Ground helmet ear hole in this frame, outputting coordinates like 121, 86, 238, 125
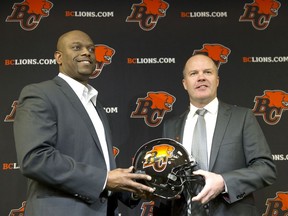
133, 138, 205, 199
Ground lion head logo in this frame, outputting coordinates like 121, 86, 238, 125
263, 191, 288, 215
131, 91, 176, 127
146, 92, 175, 111
252, 0, 281, 16
239, 0, 281, 30
22, 0, 53, 16
126, 0, 169, 31
143, 144, 175, 172
253, 90, 288, 125
6, 0, 53, 31
193, 44, 231, 68
262, 90, 288, 109
139, 0, 169, 17
90, 44, 115, 79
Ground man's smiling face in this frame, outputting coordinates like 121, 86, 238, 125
54, 30, 96, 85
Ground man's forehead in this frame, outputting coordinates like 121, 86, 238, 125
186, 55, 217, 69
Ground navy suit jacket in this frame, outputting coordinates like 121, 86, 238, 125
153, 101, 276, 216
14, 76, 137, 216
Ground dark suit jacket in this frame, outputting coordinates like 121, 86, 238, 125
14, 76, 137, 216
153, 101, 276, 216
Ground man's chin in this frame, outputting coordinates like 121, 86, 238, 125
78, 69, 94, 76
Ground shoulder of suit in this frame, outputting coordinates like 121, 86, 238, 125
164, 110, 188, 124
219, 101, 252, 113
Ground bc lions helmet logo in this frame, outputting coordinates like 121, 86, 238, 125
6, 0, 53, 31
126, 0, 169, 31
131, 91, 176, 127
143, 144, 175, 172
239, 0, 281, 30
263, 191, 288, 215
253, 90, 288, 125
193, 44, 231, 68
90, 44, 115, 79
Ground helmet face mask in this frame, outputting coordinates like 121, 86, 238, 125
133, 138, 205, 199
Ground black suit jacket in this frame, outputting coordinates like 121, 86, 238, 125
153, 101, 276, 216
14, 76, 138, 216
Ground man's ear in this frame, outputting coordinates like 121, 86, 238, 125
54, 51, 62, 65
182, 78, 187, 90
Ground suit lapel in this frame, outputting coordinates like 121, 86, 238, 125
175, 111, 189, 143
53, 77, 105, 157
95, 103, 116, 169
209, 102, 232, 170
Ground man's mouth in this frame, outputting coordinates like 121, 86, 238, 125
196, 85, 208, 89
77, 59, 92, 64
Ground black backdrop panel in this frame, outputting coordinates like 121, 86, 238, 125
1, 1, 287, 215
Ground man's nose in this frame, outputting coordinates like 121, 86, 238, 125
197, 72, 206, 79
82, 47, 91, 56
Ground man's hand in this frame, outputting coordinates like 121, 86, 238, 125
106, 166, 155, 195
191, 170, 225, 204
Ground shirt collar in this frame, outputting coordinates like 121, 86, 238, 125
189, 97, 219, 116
58, 73, 98, 106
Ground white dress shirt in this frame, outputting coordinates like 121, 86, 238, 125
58, 73, 110, 171
182, 98, 219, 166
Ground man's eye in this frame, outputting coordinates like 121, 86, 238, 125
72, 46, 80, 50
190, 72, 197, 76
88, 47, 95, 53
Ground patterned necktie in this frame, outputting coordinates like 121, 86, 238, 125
192, 109, 208, 171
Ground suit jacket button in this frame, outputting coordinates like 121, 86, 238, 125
100, 197, 107, 203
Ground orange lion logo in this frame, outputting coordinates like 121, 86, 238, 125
143, 144, 175, 172
22, 0, 53, 16
262, 90, 288, 109
263, 191, 288, 215
146, 91, 175, 111
193, 44, 231, 68
131, 91, 176, 127
252, 0, 281, 16
253, 90, 288, 125
90, 44, 115, 79
139, 0, 169, 16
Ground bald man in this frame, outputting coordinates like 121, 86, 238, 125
14, 30, 154, 216
153, 54, 276, 216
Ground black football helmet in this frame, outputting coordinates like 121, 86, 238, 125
133, 138, 205, 199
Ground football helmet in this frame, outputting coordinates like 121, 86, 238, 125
133, 138, 205, 199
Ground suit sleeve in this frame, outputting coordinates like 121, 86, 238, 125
13, 84, 107, 204
221, 109, 277, 203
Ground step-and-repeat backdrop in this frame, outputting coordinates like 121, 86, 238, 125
1, 0, 287, 215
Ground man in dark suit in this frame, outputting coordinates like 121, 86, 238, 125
153, 54, 277, 215
13, 30, 154, 216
